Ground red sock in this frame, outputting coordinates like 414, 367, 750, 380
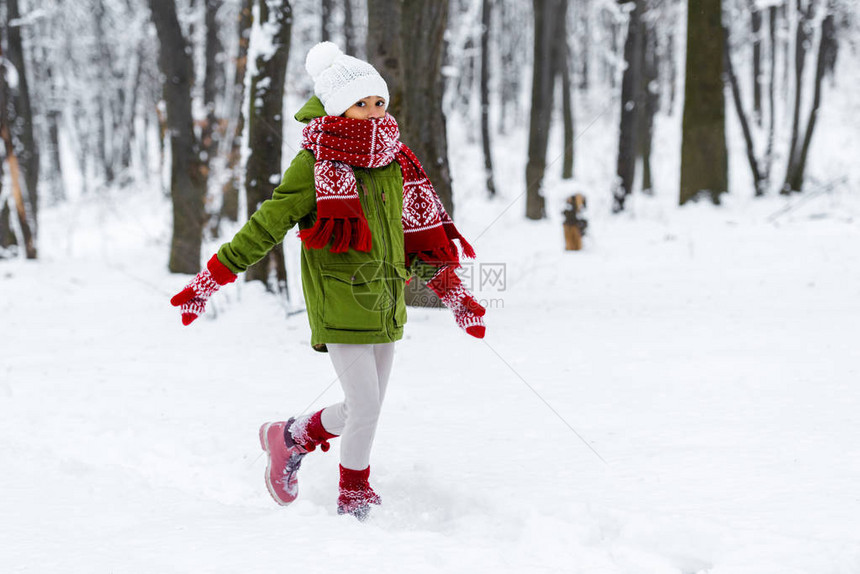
298, 410, 338, 452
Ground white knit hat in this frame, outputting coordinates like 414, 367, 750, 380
305, 42, 390, 117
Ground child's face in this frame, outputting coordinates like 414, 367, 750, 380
343, 96, 387, 120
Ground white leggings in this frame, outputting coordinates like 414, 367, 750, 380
320, 342, 395, 471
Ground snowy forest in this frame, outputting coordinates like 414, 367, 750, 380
2, 0, 857, 269
3, 0, 860, 572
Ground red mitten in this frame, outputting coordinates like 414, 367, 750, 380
170, 254, 237, 325
426, 265, 486, 339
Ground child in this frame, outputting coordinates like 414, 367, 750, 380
171, 42, 486, 521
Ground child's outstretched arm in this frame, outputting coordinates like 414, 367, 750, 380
170, 151, 316, 325
216, 151, 316, 274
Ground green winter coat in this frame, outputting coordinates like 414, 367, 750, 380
217, 96, 437, 352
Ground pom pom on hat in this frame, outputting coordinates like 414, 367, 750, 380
304, 42, 390, 117
305, 41, 343, 79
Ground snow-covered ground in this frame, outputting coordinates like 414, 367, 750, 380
3, 66, 860, 574
3, 164, 859, 573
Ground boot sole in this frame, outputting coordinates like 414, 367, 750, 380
259, 422, 293, 507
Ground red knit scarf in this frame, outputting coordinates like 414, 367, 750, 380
300, 114, 475, 267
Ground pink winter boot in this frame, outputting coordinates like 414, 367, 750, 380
258, 410, 337, 506
337, 465, 382, 521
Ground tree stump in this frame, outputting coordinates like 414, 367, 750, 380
562, 193, 588, 251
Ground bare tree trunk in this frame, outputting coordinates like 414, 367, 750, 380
73, 101, 92, 196
577, 0, 591, 91
751, 0, 763, 126
480, 0, 497, 195
666, 28, 677, 114
456, 35, 476, 131
0, 148, 12, 252
639, 22, 658, 195
0, 38, 36, 259
369, 1, 452, 308
784, 8, 834, 193
724, 25, 765, 195
221, 0, 253, 223
343, 0, 356, 55
782, 0, 813, 194
31, 36, 64, 203
367, 0, 403, 119
272, 242, 288, 300
780, 1, 789, 96
0, 128, 36, 258
613, 0, 643, 212
116, 47, 142, 179
526, 0, 567, 220
822, 6, 838, 79
45, 111, 63, 201
497, 0, 522, 134
399, 0, 454, 215
765, 4, 777, 182
245, 0, 292, 291
0, 170, 11, 252
94, 0, 115, 184
560, 40, 574, 180
4, 0, 38, 234
608, 12, 620, 90
149, 0, 208, 274
203, 0, 225, 177
679, 0, 727, 205
322, 0, 334, 42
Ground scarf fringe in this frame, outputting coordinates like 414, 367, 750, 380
412, 241, 462, 268
353, 217, 372, 251
331, 220, 349, 253
457, 236, 476, 259
298, 217, 372, 253
298, 218, 335, 249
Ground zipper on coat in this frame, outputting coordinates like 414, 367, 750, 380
366, 171, 397, 335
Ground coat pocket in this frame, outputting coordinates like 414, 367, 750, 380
320, 265, 388, 331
